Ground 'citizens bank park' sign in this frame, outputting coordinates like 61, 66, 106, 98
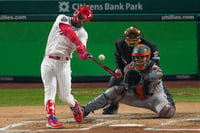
0, 0, 199, 14
58, 2, 143, 13
0, 0, 199, 21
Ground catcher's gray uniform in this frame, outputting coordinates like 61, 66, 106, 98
82, 60, 176, 118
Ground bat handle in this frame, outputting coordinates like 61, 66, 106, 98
87, 53, 93, 58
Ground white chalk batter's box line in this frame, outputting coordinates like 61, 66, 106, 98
0, 118, 113, 132
0, 117, 200, 132
145, 115, 200, 131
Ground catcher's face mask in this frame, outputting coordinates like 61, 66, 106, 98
123, 26, 142, 47
133, 56, 148, 70
132, 44, 151, 70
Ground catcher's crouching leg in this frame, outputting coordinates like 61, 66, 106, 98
103, 76, 122, 115
82, 86, 126, 117
158, 104, 176, 118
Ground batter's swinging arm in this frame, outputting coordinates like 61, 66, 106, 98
89, 57, 121, 79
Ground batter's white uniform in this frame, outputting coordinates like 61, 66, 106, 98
41, 14, 88, 107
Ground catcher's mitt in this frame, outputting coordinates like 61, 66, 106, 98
123, 69, 142, 90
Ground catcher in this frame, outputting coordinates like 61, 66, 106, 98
81, 44, 176, 118
103, 25, 175, 114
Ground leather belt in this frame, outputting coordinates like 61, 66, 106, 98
47, 55, 69, 60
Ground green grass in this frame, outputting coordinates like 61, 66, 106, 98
0, 88, 199, 107
0, 88, 44, 106
170, 88, 200, 102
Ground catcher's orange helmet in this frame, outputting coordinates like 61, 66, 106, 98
132, 44, 151, 70
73, 6, 93, 23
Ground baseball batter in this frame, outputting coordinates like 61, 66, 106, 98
41, 6, 93, 128
81, 44, 176, 118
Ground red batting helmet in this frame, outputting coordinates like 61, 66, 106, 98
73, 6, 93, 23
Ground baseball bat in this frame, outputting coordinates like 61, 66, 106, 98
89, 57, 121, 79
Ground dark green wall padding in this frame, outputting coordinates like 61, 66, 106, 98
0, 21, 197, 76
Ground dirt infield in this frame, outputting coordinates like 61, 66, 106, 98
0, 103, 200, 133
0, 81, 200, 133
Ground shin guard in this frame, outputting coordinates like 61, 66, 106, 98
83, 86, 126, 114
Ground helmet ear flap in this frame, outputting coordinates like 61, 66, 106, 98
72, 10, 80, 23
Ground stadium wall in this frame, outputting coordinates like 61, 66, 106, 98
0, 0, 199, 82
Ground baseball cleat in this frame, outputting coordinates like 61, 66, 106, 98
70, 100, 83, 123
46, 115, 63, 128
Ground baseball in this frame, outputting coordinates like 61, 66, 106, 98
98, 54, 105, 61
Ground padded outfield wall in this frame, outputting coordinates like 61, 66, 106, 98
0, 0, 199, 82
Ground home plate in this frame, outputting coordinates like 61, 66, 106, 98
109, 124, 144, 127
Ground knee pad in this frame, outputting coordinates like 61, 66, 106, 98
158, 104, 176, 118
104, 86, 126, 103
83, 86, 126, 114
